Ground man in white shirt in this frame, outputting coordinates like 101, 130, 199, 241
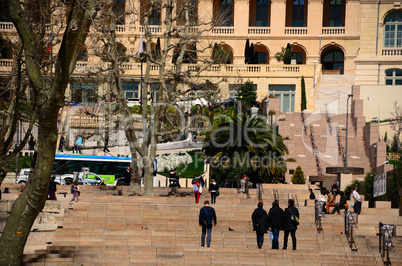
350, 188, 362, 214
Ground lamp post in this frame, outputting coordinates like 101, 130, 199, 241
318, 34, 322, 64
313, 60, 317, 89
344, 94, 353, 167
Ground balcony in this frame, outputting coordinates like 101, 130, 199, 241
0, 22, 14, 31
382, 48, 402, 56
1, 59, 315, 78
212, 27, 234, 35
116, 25, 126, 33
140, 25, 162, 34
285, 27, 307, 35
248, 27, 270, 35
322, 27, 345, 35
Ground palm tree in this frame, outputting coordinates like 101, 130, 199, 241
203, 114, 288, 183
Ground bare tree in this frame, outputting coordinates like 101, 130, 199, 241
87, 0, 227, 195
0, 0, 95, 263
390, 101, 402, 154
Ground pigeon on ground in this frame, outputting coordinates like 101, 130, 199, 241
229, 227, 235, 231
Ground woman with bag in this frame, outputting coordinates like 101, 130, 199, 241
70, 182, 80, 203
209, 179, 219, 204
282, 199, 299, 250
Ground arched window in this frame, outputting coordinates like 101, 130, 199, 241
77, 47, 88, 61
286, 0, 307, 27
291, 45, 306, 64
211, 43, 233, 64
321, 47, 344, 74
385, 69, 402, 85
384, 11, 402, 48
254, 44, 269, 64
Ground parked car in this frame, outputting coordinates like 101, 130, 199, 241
126, 98, 141, 107
16, 169, 65, 185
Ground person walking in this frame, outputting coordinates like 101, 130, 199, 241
49, 176, 57, 200
282, 199, 299, 250
267, 200, 285, 249
193, 179, 201, 204
124, 167, 131, 186
199, 200, 217, 247
350, 187, 362, 215
252, 202, 269, 249
75, 135, 83, 154
209, 179, 219, 204
28, 134, 36, 150
70, 182, 80, 202
58, 133, 64, 152
103, 135, 110, 153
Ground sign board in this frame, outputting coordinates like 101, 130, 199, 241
374, 172, 387, 198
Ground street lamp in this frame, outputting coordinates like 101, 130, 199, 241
344, 94, 353, 167
313, 60, 317, 89
318, 34, 322, 64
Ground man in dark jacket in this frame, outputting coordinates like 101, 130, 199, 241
199, 200, 217, 247
124, 167, 131, 186
267, 200, 285, 249
283, 199, 300, 250
252, 202, 269, 249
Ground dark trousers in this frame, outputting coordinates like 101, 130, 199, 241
211, 192, 217, 204
354, 201, 361, 215
283, 230, 296, 250
201, 225, 212, 246
271, 227, 279, 249
256, 233, 264, 246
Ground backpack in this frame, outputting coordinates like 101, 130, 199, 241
199, 183, 203, 193
289, 208, 299, 226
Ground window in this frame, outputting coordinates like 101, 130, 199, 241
70, 82, 98, 104
177, 0, 198, 25
0, 41, 12, 59
321, 48, 344, 74
384, 11, 402, 48
292, 0, 306, 27
219, 0, 234, 26
257, 52, 267, 64
0, 1, 11, 22
269, 85, 295, 112
77, 47, 87, 61
293, 52, 303, 64
229, 84, 240, 99
256, 0, 269, 26
113, 0, 125, 25
385, 69, 402, 85
141, 1, 161, 25
329, 0, 343, 26
122, 82, 139, 99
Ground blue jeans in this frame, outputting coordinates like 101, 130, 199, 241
256, 233, 264, 245
271, 227, 279, 249
201, 226, 212, 246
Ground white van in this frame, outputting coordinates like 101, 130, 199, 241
16, 168, 65, 185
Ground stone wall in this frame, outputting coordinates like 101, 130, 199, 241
0, 200, 60, 232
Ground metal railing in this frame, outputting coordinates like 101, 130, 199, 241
379, 222, 394, 266
315, 200, 324, 233
256, 183, 263, 201
344, 211, 358, 251
290, 194, 299, 209
273, 189, 279, 201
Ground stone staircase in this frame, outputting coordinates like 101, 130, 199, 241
278, 112, 370, 180
21, 185, 401, 265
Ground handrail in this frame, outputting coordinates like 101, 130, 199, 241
344, 210, 358, 251
257, 183, 263, 201
273, 189, 279, 201
379, 222, 394, 266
